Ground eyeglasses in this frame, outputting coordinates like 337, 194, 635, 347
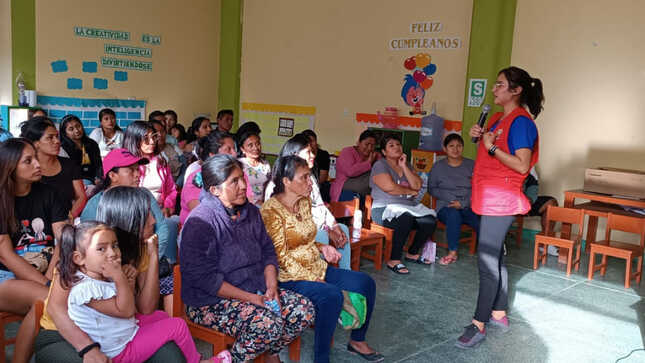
493, 81, 507, 89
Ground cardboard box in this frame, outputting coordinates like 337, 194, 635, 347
583, 167, 645, 199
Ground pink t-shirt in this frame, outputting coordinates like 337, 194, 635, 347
180, 168, 202, 225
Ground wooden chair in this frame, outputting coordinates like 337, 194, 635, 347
0, 300, 43, 363
533, 206, 584, 276
365, 195, 419, 262
588, 213, 645, 288
173, 266, 302, 362
430, 199, 477, 255
328, 198, 384, 270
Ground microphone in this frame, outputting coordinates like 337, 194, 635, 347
471, 104, 491, 143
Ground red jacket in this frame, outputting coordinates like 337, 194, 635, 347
471, 107, 539, 216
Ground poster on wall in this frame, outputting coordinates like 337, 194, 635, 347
36, 95, 146, 134
240, 103, 315, 155
467, 78, 487, 107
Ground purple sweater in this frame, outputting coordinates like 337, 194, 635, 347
179, 192, 279, 307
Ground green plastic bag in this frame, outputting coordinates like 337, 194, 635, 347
338, 291, 367, 330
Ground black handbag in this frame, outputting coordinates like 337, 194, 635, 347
158, 257, 172, 278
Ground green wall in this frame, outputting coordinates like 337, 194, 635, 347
217, 0, 243, 130
11, 0, 36, 105
461, 0, 517, 159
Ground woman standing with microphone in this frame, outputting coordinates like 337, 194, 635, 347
456, 66, 544, 348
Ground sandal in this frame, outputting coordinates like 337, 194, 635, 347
404, 256, 433, 265
387, 263, 409, 274
438, 255, 458, 265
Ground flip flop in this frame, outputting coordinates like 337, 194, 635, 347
438, 255, 458, 265
387, 263, 409, 274
404, 256, 433, 265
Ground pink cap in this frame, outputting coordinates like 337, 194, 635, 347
102, 148, 149, 178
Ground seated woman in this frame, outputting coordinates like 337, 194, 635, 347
185, 116, 213, 161
238, 130, 271, 206
331, 130, 378, 202
428, 134, 479, 265
35, 186, 186, 362
262, 155, 383, 363
180, 154, 315, 363
150, 119, 184, 183
21, 117, 87, 218
170, 124, 189, 151
265, 134, 351, 270
370, 134, 437, 274
183, 130, 235, 186
59, 115, 103, 187
180, 132, 238, 225
88, 108, 124, 158
0, 138, 67, 363
123, 121, 179, 263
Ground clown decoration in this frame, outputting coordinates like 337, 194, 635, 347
401, 53, 437, 115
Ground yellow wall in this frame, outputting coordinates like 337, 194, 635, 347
0, 0, 12, 106
241, 0, 473, 153
513, 0, 645, 237
35, 0, 220, 124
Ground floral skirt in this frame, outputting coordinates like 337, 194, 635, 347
186, 288, 315, 363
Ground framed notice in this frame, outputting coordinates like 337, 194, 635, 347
278, 118, 295, 137
467, 78, 487, 107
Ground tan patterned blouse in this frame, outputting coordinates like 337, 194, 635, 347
261, 196, 327, 282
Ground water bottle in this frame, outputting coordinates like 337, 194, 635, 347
352, 209, 362, 241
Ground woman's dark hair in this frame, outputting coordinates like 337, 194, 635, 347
28, 107, 47, 119
379, 133, 402, 154
443, 133, 464, 148
236, 121, 261, 139
187, 116, 210, 142
164, 110, 178, 120
359, 129, 377, 142
498, 66, 545, 118
59, 115, 90, 150
148, 110, 164, 122
98, 108, 121, 131
201, 154, 243, 190
170, 124, 186, 142
216, 109, 233, 120
19, 116, 56, 141
0, 138, 35, 236
96, 186, 151, 267
122, 121, 160, 157
277, 133, 310, 159
270, 155, 309, 197
197, 131, 234, 162
300, 129, 317, 141
148, 119, 165, 133
58, 222, 113, 289
272, 133, 311, 183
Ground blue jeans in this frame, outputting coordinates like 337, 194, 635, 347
437, 207, 480, 252
164, 215, 180, 264
315, 224, 351, 270
279, 266, 376, 363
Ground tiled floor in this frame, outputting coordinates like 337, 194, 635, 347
7, 232, 645, 362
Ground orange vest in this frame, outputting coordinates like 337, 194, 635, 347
471, 107, 539, 216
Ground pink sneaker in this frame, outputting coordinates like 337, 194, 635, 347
213, 350, 232, 363
489, 315, 510, 332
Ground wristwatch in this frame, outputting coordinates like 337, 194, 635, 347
488, 145, 498, 156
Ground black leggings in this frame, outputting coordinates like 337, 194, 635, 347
474, 215, 514, 322
381, 212, 436, 261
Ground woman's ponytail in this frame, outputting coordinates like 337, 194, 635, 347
527, 77, 544, 118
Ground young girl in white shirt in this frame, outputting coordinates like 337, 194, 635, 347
58, 221, 231, 363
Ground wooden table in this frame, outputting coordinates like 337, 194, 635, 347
349, 228, 384, 271
560, 189, 645, 263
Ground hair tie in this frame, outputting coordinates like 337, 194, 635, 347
193, 172, 203, 188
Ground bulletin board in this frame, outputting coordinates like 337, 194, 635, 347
240, 103, 315, 155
